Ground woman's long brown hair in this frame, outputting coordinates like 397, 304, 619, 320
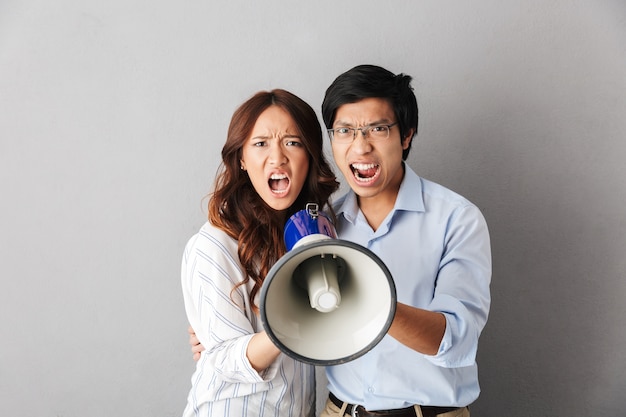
208, 89, 339, 313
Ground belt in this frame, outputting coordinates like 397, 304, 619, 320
329, 392, 460, 417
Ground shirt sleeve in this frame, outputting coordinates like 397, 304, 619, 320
426, 204, 492, 368
181, 229, 281, 385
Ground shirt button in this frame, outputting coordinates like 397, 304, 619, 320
368, 386, 375, 393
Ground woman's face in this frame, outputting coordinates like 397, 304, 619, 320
240, 105, 310, 212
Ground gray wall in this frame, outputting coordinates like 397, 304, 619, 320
1, 1, 624, 416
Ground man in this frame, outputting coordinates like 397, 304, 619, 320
190, 65, 491, 417
316, 64, 491, 417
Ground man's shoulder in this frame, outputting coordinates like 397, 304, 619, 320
419, 176, 476, 209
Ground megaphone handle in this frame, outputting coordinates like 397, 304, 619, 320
299, 255, 341, 313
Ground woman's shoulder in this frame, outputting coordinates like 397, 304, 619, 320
181, 222, 245, 289
186, 221, 239, 255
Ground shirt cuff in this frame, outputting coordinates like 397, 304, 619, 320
436, 313, 453, 356
241, 334, 281, 382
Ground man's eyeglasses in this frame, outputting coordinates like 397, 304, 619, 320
327, 123, 398, 143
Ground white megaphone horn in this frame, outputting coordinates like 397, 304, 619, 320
260, 203, 397, 365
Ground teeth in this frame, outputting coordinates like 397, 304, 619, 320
354, 172, 375, 182
269, 173, 289, 194
350, 163, 378, 182
351, 163, 377, 170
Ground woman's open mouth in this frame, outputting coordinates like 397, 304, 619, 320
269, 173, 290, 194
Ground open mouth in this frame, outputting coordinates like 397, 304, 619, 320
269, 173, 290, 194
351, 163, 379, 183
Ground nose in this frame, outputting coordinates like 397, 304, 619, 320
350, 131, 372, 154
269, 142, 287, 166
354, 127, 368, 140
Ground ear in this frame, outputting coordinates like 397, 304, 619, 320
401, 128, 415, 150
240, 160, 246, 171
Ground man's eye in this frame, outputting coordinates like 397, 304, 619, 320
371, 125, 387, 133
336, 128, 351, 134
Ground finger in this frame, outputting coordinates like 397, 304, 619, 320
189, 333, 200, 346
191, 343, 205, 354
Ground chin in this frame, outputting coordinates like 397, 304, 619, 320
267, 196, 295, 212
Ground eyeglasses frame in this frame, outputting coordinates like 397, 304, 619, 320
327, 122, 399, 143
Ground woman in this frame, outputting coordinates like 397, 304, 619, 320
181, 89, 338, 417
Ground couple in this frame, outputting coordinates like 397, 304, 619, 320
180, 64, 492, 417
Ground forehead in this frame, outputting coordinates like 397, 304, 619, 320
334, 97, 395, 124
250, 105, 298, 136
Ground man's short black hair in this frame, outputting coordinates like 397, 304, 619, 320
322, 64, 418, 160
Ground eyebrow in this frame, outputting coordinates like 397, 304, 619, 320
333, 118, 394, 127
250, 133, 301, 141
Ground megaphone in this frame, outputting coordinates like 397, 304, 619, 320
260, 203, 396, 365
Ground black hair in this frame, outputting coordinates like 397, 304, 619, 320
321, 64, 418, 160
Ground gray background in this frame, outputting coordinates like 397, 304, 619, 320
1, 1, 625, 416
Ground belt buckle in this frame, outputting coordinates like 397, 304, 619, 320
351, 405, 360, 417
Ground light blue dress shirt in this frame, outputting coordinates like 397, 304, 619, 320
327, 165, 491, 409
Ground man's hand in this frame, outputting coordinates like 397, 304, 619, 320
188, 326, 205, 361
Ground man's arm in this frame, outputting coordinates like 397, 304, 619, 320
388, 304, 446, 355
188, 325, 204, 361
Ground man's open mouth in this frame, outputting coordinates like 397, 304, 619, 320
351, 163, 379, 182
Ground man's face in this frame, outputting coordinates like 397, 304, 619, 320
331, 97, 412, 206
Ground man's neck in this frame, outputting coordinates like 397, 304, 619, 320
357, 164, 405, 231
